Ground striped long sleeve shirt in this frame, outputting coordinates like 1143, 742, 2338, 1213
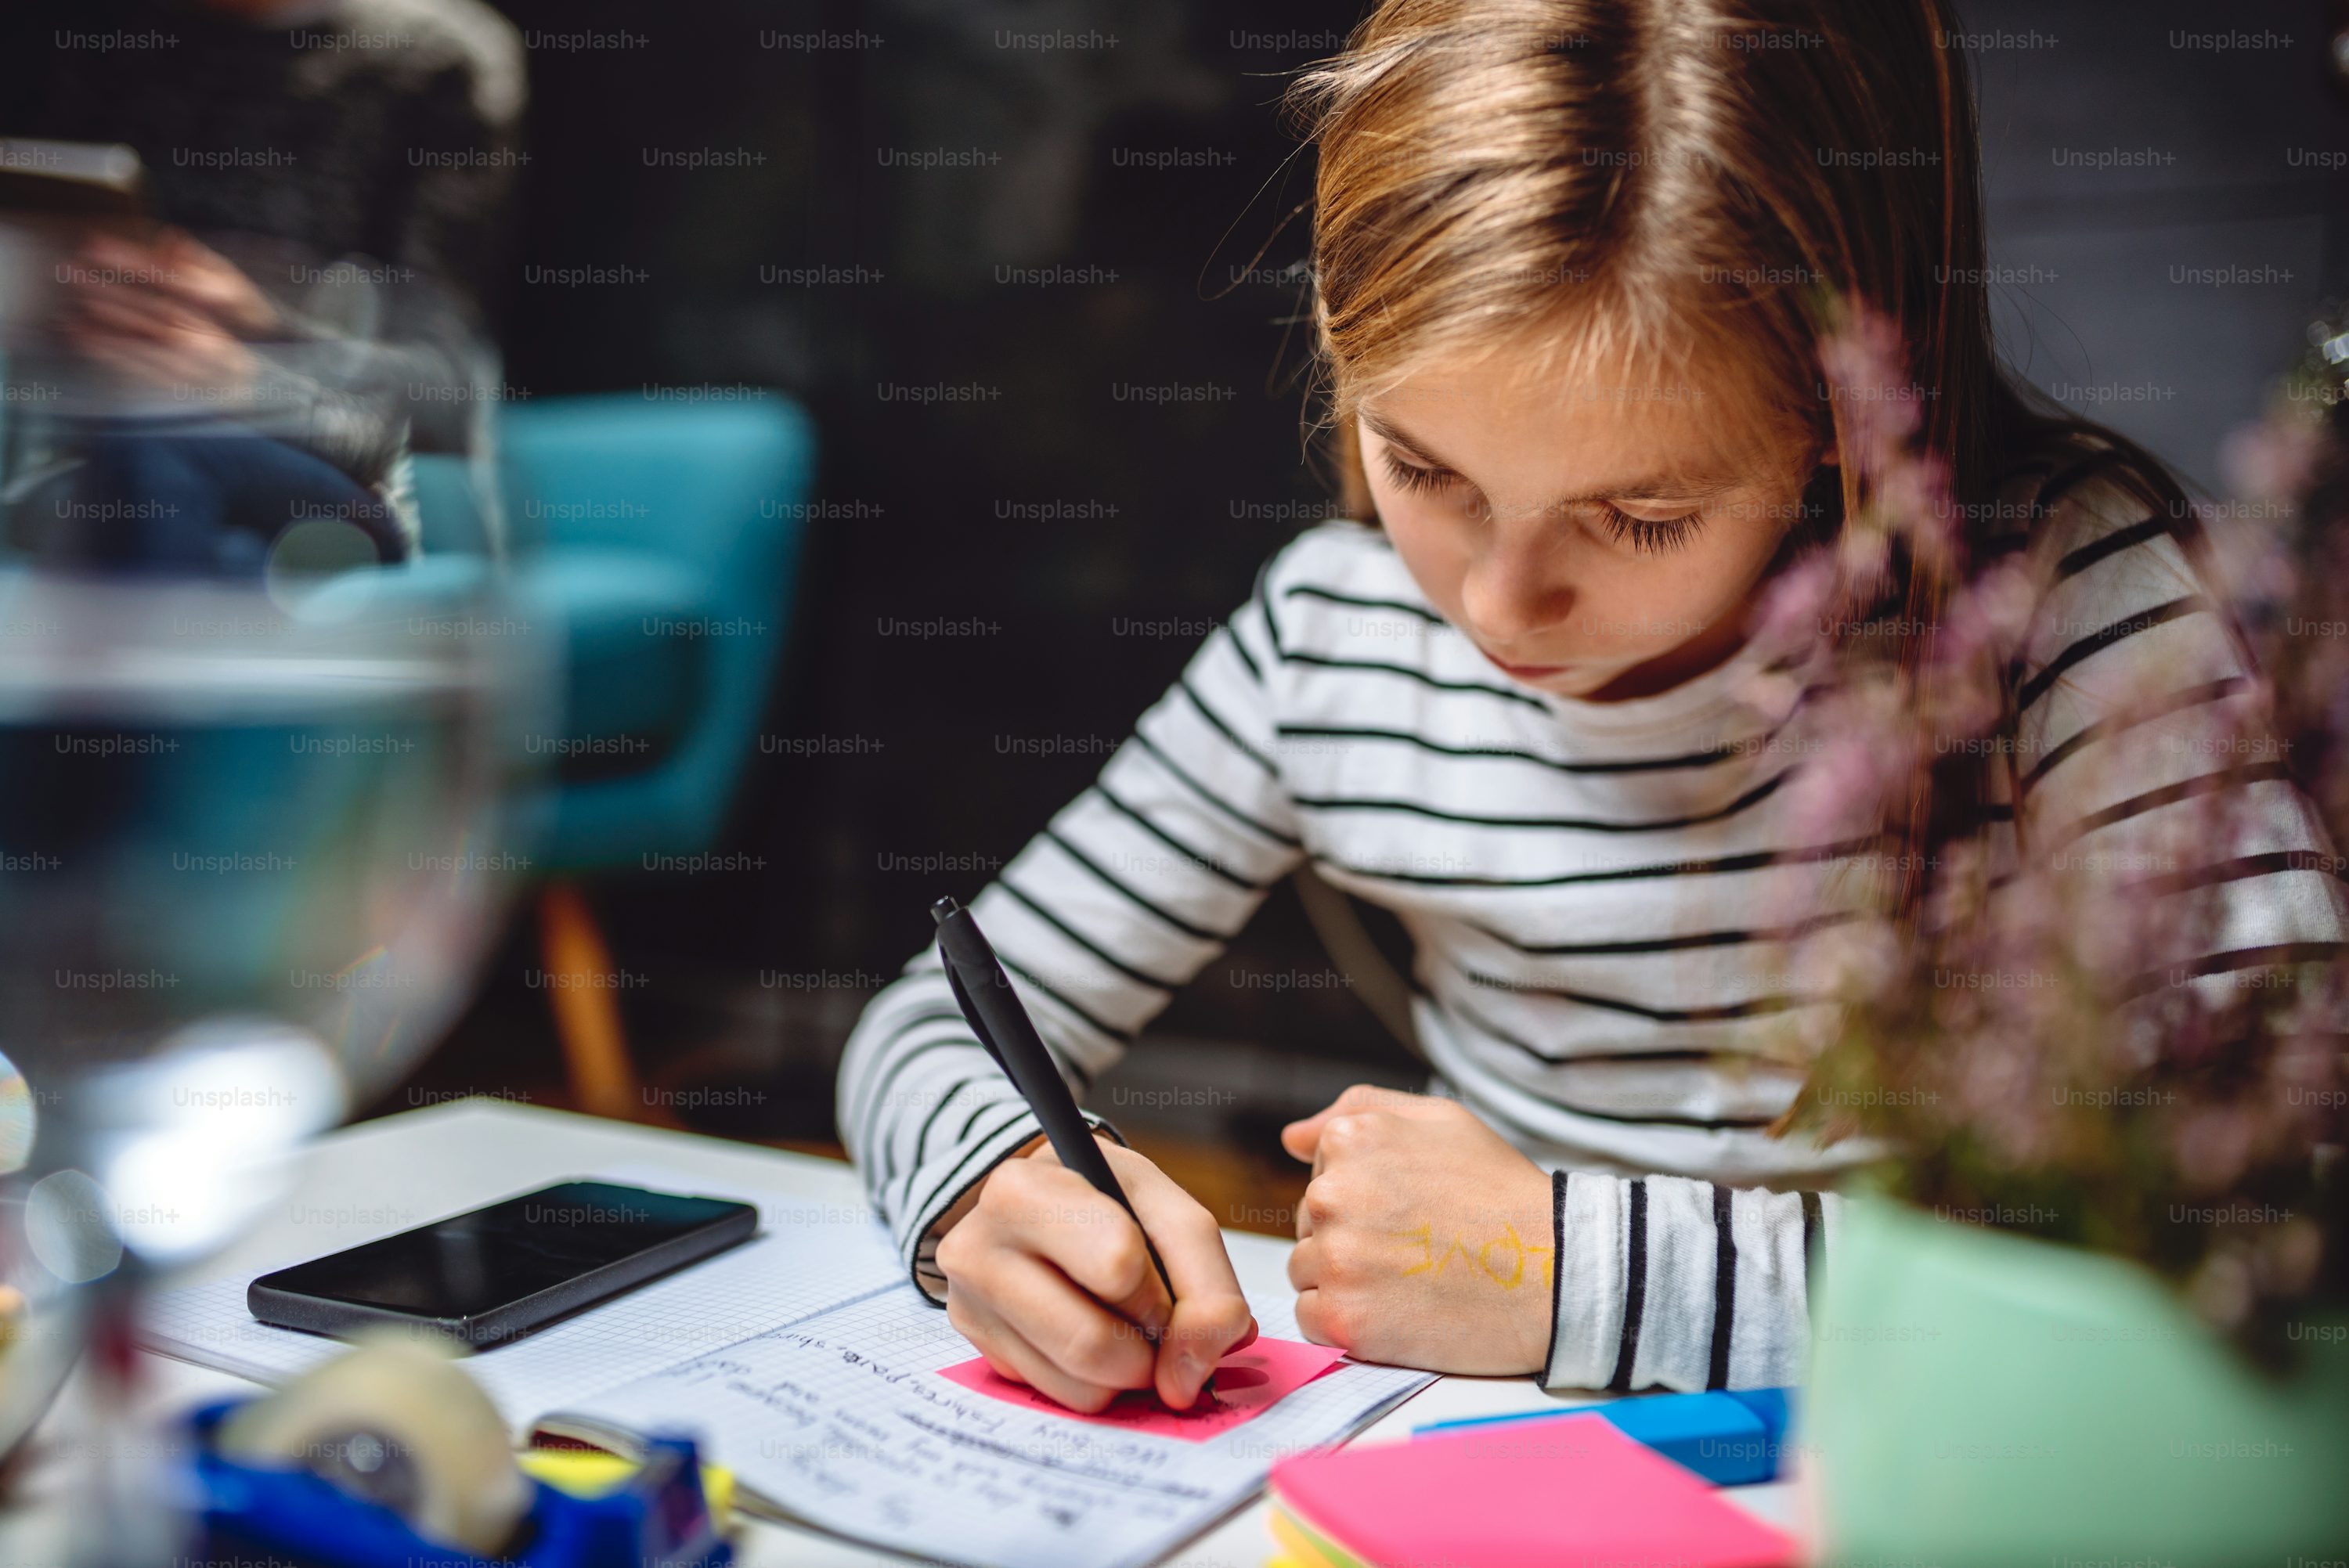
836, 448, 2347, 1392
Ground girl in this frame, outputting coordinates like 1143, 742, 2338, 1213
837, 0, 2344, 1411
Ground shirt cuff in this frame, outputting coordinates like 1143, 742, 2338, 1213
906, 1110, 1127, 1304
1543, 1170, 1631, 1391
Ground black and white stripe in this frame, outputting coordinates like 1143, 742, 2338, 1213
836, 451, 2347, 1388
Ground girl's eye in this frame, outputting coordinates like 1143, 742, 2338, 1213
1598, 503, 1703, 555
1377, 448, 1703, 553
1379, 450, 1463, 496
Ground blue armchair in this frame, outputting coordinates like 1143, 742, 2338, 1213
411, 391, 815, 1114
496, 392, 814, 870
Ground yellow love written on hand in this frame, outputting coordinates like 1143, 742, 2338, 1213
1396, 1223, 1554, 1291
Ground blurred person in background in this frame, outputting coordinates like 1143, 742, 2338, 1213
0, 0, 524, 571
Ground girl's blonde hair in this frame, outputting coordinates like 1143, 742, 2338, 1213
1293, 0, 2021, 510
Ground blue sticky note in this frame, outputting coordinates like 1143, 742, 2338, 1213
1415, 1387, 1797, 1486
1589, 1393, 1770, 1485
1727, 1386, 1794, 1443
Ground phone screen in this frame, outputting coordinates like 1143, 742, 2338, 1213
256, 1181, 752, 1319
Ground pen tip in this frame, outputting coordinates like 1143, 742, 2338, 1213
930, 896, 960, 925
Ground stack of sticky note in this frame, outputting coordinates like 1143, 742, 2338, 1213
1265, 1414, 1795, 1568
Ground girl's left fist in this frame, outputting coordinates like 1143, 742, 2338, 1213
1280, 1086, 1553, 1375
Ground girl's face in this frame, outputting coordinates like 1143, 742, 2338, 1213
1361, 341, 1826, 701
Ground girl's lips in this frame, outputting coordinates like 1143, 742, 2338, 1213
1488, 655, 1570, 679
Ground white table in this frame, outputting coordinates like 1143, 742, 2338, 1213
10, 1099, 1799, 1566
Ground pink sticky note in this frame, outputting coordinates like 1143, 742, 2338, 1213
936, 1336, 1347, 1440
1270, 1414, 1795, 1568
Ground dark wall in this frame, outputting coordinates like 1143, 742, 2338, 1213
1961, 0, 2349, 488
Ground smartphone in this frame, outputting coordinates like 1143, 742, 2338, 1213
247, 1181, 758, 1347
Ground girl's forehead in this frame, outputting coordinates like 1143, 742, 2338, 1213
1372, 315, 1780, 413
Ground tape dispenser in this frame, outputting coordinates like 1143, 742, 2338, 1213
182, 1332, 731, 1568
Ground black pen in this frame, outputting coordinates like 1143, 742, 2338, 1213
931, 895, 1214, 1400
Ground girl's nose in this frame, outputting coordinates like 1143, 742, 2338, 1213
1457, 532, 1575, 647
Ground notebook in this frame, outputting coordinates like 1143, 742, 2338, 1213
140, 1166, 1435, 1568
1268, 1414, 1797, 1568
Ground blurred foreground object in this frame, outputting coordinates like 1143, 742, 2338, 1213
191, 1334, 731, 1568
218, 1331, 530, 1557
0, 561, 548, 1552
1783, 302, 2349, 1561
1810, 1200, 2349, 1564
0, 0, 523, 478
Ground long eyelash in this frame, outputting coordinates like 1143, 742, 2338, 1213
1380, 451, 1703, 553
1379, 450, 1458, 495
1599, 503, 1703, 554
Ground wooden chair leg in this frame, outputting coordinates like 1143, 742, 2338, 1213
538, 882, 640, 1120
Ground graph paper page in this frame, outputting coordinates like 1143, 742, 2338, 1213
543, 1282, 1434, 1568
136, 1166, 902, 1433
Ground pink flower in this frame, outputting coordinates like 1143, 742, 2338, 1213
1792, 917, 1905, 1004
1780, 289, 2349, 1357
1746, 550, 1836, 656
2221, 413, 2324, 502
1937, 561, 2037, 670
2172, 1105, 2257, 1194
1871, 450, 1956, 561
1817, 308, 1925, 459
1779, 687, 1911, 843
1836, 524, 1892, 592
2199, 504, 2297, 614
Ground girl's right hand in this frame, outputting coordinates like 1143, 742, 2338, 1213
936, 1137, 1257, 1413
